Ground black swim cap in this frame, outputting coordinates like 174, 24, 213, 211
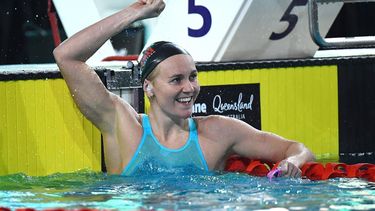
139, 41, 190, 84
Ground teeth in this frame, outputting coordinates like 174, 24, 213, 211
177, 97, 192, 103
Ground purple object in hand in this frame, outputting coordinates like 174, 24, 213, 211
267, 169, 282, 181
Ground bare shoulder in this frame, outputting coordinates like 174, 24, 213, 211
194, 115, 251, 129
193, 115, 252, 141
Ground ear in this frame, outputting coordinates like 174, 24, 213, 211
143, 80, 154, 97
146, 84, 153, 91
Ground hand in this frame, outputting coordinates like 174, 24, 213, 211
130, 0, 166, 20
277, 160, 302, 178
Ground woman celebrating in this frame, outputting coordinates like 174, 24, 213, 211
53, 0, 314, 177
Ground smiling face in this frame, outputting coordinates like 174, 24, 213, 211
144, 54, 200, 119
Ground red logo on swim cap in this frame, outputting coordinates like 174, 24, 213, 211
140, 47, 156, 67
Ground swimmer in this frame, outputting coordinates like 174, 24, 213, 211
53, 0, 315, 177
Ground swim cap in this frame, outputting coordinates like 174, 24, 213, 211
139, 41, 190, 84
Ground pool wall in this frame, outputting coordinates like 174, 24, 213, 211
1, 56, 374, 176
0, 66, 102, 176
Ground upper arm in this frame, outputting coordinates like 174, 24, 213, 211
54, 48, 133, 133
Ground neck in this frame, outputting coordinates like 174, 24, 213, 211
147, 108, 190, 144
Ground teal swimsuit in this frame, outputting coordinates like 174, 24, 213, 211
121, 115, 209, 176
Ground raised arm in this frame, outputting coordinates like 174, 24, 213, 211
53, 0, 165, 132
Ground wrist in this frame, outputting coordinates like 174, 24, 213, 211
116, 7, 141, 30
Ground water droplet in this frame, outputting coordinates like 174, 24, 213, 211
35, 14, 39, 18
14, 7, 17, 11
6, 11, 9, 15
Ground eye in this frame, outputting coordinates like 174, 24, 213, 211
189, 72, 198, 81
170, 76, 182, 84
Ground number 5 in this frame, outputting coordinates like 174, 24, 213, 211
269, 0, 308, 40
188, 0, 212, 37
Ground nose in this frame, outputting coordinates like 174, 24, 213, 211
182, 80, 194, 92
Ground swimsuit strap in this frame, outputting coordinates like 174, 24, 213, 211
188, 118, 198, 142
142, 114, 152, 133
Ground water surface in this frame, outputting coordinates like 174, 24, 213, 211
0, 170, 374, 210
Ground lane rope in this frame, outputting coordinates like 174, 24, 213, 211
225, 155, 375, 182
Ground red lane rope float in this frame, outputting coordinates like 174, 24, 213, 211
224, 156, 375, 182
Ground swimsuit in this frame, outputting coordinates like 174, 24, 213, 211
121, 115, 209, 176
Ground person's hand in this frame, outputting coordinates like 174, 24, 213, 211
277, 160, 302, 178
130, 0, 165, 20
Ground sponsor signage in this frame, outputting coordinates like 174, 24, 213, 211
193, 84, 261, 129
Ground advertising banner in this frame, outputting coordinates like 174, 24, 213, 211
193, 84, 261, 129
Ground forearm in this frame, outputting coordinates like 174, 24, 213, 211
54, 6, 140, 63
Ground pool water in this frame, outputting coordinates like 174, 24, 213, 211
0, 170, 374, 210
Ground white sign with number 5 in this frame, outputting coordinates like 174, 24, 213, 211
144, 0, 342, 62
